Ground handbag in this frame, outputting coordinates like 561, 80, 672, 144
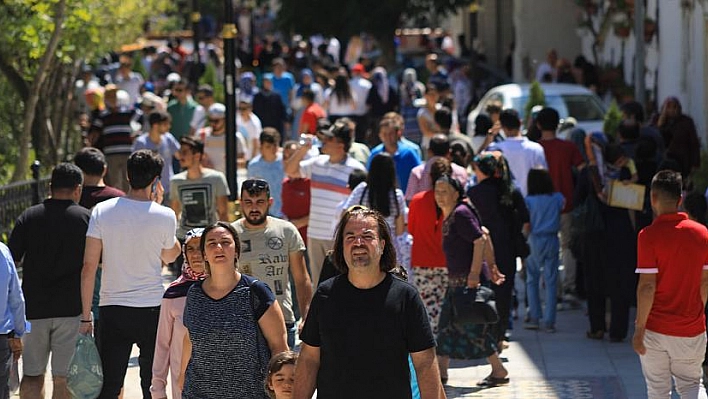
451, 285, 499, 325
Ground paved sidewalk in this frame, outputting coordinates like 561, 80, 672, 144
444, 307, 648, 399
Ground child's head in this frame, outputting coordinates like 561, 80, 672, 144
260, 128, 281, 161
265, 351, 298, 399
527, 168, 555, 196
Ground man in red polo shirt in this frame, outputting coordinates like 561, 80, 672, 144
298, 88, 326, 135
633, 170, 708, 398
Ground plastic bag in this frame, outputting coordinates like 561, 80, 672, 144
67, 334, 103, 399
7, 356, 18, 394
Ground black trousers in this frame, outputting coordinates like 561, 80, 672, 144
98, 305, 160, 399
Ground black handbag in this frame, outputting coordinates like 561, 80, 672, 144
451, 285, 499, 325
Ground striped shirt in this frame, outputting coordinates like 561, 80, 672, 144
90, 108, 140, 155
300, 155, 365, 240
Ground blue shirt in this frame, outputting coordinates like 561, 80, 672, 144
271, 72, 295, 110
0, 243, 29, 337
368, 142, 422, 191
247, 153, 284, 217
525, 192, 564, 235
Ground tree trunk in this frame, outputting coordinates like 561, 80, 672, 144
11, 0, 67, 182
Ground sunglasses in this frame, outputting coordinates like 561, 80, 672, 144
208, 118, 223, 123
242, 179, 270, 196
238, 106, 249, 111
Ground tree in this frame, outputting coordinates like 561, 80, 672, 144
0, 0, 172, 181
524, 80, 546, 126
277, 0, 473, 66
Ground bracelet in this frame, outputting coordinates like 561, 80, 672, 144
80, 320, 92, 323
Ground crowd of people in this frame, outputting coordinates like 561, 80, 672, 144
1, 28, 707, 398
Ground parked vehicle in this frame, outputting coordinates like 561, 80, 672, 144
466, 83, 607, 137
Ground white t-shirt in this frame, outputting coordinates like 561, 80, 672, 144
489, 136, 548, 197
349, 77, 372, 116
237, 113, 263, 158
87, 197, 177, 307
324, 88, 356, 116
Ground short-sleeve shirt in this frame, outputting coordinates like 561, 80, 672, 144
231, 217, 305, 324
539, 138, 584, 213
442, 202, 484, 279
408, 191, 445, 268
489, 137, 548, 197
131, 133, 180, 194
167, 99, 198, 140
525, 192, 564, 235
170, 168, 230, 240
636, 212, 708, 337
87, 197, 177, 307
183, 275, 273, 399
299, 155, 366, 240
300, 273, 435, 399
300, 103, 327, 134
368, 142, 422, 191
271, 72, 296, 109
247, 154, 284, 217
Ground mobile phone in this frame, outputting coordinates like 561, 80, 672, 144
151, 178, 160, 196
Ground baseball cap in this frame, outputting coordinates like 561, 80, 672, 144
208, 103, 226, 119
321, 121, 352, 146
351, 63, 367, 77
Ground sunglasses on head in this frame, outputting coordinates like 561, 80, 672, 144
242, 179, 270, 195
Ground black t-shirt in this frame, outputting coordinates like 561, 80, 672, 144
8, 199, 90, 319
300, 273, 435, 399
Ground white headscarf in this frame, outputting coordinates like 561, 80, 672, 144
372, 67, 389, 104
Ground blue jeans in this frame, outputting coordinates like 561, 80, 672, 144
526, 233, 560, 327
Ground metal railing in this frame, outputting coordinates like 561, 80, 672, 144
0, 161, 50, 242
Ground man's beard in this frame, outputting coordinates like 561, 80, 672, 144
246, 210, 268, 226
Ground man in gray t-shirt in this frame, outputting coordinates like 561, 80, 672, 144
170, 137, 230, 240
231, 178, 312, 349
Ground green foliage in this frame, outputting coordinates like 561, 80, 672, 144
524, 81, 546, 125
200, 63, 225, 104
603, 100, 623, 139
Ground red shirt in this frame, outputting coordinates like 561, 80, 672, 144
539, 138, 583, 213
281, 177, 311, 243
408, 190, 445, 268
637, 212, 708, 337
299, 103, 327, 134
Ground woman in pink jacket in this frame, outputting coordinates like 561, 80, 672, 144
150, 228, 207, 399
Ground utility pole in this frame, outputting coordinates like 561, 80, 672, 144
223, 0, 238, 201
634, 0, 646, 107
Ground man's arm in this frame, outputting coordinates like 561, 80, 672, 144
701, 270, 708, 306
80, 237, 102, 334
216, 195, 229, 222
632, 273, 656, 355
290, 251, 313, 326
160, 239, 181, 264
284, 143, 310, 178
293, 343, 320, 399
411, 347, 445, 399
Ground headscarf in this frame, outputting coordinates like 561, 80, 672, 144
372, 66, 389, 103
239, 72, 258, 98
473, 151, 515, 206
163, 228, 207, 299
296, 69, 313, 97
